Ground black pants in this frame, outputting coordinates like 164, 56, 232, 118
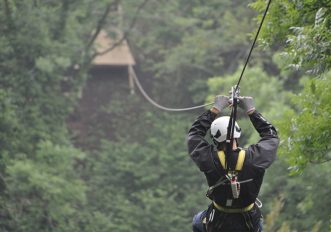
193, 204, 263, 232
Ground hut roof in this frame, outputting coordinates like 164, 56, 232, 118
93, 30, 135, 66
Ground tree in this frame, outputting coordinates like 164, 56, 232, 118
0, 0, 130, 230
277, 73, 331, 170
251, 0, 330, 74
245, 2, 331, 230
4, 142, 86, 232
251, 0, 331, 168
85, 98, 210, 231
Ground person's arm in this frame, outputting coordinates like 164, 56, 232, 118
239, 97, 279, 169
187, 96, 228, 172
187, 109, 217, 172
246, 110, 279, 169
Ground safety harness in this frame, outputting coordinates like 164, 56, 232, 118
207, 149, 253, 208
218, 150, 249, 200
205, 150, 259, 231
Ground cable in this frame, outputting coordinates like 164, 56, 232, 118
130, 66, 213, 112
129, 0, 272, 112
234, 0, 272, 93
226, 0, 272, 172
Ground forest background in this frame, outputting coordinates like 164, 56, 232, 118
0, 0, 330, 231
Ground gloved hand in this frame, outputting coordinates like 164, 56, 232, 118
238, 96, 255, 114
213, 95, 230, 112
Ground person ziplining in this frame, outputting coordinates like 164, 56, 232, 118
185, 1, 275, 229
187, 94, 279, 231
129, 0, 275, 231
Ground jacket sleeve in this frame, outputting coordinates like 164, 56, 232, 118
187, 110, 218, 173
246, 111, 280, 169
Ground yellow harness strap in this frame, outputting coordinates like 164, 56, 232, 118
217, 150, 226, 169
217, 150, 246, 171
235, 150, 246, 171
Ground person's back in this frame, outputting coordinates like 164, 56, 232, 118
187, 95, 279, 232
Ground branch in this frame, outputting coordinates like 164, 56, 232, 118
183, 63, 218, 76
3, 0, 13, 29
33, 0, 40, 7
92, 0, 149, 59
309, 158, 331, 164
86, 0, 121, 51
0, 173, 7, 193
54, 0, 70, 40
3, 0, 20, 59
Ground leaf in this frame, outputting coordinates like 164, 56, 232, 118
314, 7, 326, 27
36, 57, 55, 73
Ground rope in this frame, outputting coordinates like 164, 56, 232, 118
130, 66, 213, 112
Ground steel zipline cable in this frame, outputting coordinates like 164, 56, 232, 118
130, 67, 214, 112
234, 0, 272, 93
131, 0, 272, 112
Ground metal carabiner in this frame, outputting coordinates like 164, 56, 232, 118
229, 85, 240, 105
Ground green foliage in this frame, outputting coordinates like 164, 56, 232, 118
286, 7, 331, 75
0, 0, 330, 231
0, 0, 93, 154
252, 0, 331, 173
283, 163, 330, 230
263, 194, 285, 232
0, 90, 19, 162
0, 0, 126, 231
251, 0, 331, 74
4, 142, 86, 232
278, 72, 331, 171
127, 0, 261, 106
260, 159, 331, 230
85, 104, 209, 231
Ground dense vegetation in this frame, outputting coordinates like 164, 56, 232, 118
0, 0, 330, 231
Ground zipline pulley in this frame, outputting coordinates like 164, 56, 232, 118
230, 85, 240, 106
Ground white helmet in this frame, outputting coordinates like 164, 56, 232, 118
210, 116, 241, 143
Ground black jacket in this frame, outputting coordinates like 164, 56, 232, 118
187, 110, 279, 208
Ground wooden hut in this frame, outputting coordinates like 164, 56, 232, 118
92, 30, 136, 94
69, 30, 136, 149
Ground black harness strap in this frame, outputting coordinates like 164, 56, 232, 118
225, 96, 238, 172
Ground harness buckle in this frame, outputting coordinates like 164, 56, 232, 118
255, 198, 263, 208
229, 173, 240, 199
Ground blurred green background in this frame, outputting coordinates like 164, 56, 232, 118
0, 0, 330, 231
